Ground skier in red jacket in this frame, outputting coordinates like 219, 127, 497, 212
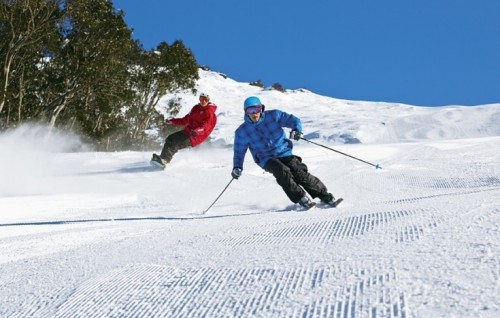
151, 93, 217, 169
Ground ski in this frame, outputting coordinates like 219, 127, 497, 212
330, 197, 343, 207
150, 160, 166, 169
300, 201, 317, 211
150, 153, 166, 169
319, 197, 343, 208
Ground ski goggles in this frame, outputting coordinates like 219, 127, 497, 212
199, 97, 209, 102
245, 106, 262, 115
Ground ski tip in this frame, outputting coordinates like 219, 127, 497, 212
332, 198, 343, 207
305, 202, 317, 210
150, 161, 166, 170
375, 164, 382, 170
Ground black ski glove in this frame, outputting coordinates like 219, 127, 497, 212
231, 167, 242, 179
289, 130, 302, 141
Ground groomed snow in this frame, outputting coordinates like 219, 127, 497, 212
0, 70, 499, 317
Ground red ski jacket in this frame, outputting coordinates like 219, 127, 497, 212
169, 103, 217, 147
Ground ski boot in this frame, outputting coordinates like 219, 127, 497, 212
298, 196, 316, 210
151, 153, 167, 169
321, 193, 343, 207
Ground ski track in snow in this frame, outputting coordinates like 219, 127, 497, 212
1, 137, 499, 317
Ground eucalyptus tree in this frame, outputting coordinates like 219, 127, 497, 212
0, 0, 60, 128
39, 0, 136, 138
125, 40, 199, 144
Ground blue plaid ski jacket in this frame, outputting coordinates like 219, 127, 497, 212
233, 109, 302, 169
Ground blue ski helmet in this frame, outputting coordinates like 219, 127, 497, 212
243, 96, 262, 109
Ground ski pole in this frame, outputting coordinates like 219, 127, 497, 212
203, 178, 235, 214
300, 137, 382, 169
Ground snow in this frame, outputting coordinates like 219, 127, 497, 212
1, 70, 499, 317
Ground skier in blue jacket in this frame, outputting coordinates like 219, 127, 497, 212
231, 96, 340, 209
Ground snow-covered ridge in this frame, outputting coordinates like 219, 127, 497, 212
158, 69, 500, 146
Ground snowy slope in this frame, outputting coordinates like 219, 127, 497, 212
160, 70, 500, 146
0, 70, 499, 318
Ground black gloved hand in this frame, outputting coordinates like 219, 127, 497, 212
289, 130, 302, 141
231, 167, 242, 179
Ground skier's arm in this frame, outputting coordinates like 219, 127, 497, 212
232, 131, 248, 173
277, 110, 302, 132
168, 113, 190, 126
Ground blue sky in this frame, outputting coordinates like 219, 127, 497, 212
112, 0, 500, 106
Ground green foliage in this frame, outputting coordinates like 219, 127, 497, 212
0, 0, 61, 127
271, 82, 286, 93
249, 80, 264, 88
0, 0, 200, 150
43, 0, 136, 139
123, 40, 198, 148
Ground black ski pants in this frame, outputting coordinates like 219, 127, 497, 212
264, 155, 329, 203
160, 131, 192, 163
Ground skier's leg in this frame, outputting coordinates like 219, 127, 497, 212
160, 131, 191, 163
280, 155, 330, 200
264, 158, 305, 203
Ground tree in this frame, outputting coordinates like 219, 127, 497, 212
271, 82, 285, 93
249, 80, 264, 88
124, 40, 198, 145
0, 0, 61, 128
0, 0, 200, 150
38, 0, 136, 138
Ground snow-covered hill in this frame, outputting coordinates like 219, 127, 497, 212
160, 70, 500, 146
0, 70, 499, 317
